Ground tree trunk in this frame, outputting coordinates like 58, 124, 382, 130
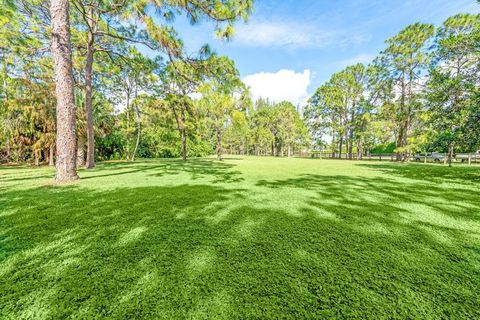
125, 89, 131, 160
180, 127, 187, 161
85, 10, 95, 169
348, 134, 354, 159
404, 63, 415, 162
50, 0, 78, 182
396, 71, 407, 161
396, 130, 404, 161
339, 136, 343, 159
346, 139, 350, 159
49, 145, 55, 166
77, 135, 85, 166
180, 110, 187, 161
34, 150, 40, 166
448, 142, 454, 167
331, 132, 336, 158
288, 144, 291, 157
131, 125, 141, 162
173, 105, 187, 162
348, 105, 355, 159
131, 106, 141, 163
130, 80, 142, 162
216, 128, 222, 161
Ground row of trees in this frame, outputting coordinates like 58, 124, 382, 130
0, 0, 254, 181
0, 0, 309, 182
239, 99, 308, 157
220, 99, 309, 158
90, 93, 309, 162
305, 13, 480, 162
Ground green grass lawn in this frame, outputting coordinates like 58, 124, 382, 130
1, 157, 479, 319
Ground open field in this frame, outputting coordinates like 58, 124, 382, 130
1, 157, 479, 319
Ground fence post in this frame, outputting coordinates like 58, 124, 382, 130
468, 153, 472, 166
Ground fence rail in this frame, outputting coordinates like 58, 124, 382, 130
297, 153, 397, 161
294, 152, 480, 165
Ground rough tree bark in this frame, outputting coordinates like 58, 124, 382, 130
76, 135, 85, 166
50, 0, 78, 182
85, 6, 96, 169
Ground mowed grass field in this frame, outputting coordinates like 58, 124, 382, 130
1, 157, 479, 319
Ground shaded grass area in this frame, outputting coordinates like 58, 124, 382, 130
1, 158, 479, 319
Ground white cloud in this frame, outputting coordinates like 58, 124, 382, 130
338, 53, 376, 67
235, 22, 331, 48
243, 69, 312, 106
234, 21, 368, 49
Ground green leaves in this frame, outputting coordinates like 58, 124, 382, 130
307, 14, 480, 156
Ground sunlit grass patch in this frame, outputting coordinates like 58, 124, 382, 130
1, 157, 479, 319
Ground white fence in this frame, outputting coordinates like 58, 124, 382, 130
296, 152, 480, 165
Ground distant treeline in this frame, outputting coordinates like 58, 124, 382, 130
305, 14, 480, 161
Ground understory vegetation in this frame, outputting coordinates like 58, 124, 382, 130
1, 158, 479, 318
1, 2, 479, 171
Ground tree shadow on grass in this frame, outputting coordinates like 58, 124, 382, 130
0, 184, 248, 318
0, 174, 54, 183
355, 162, 480, 184
81, 159, 244, 184
0, 165, 54, 183
1, 170, 479, 318
257, 172, 480, 227
254, 172, 479, 317
0, 159, 244, 185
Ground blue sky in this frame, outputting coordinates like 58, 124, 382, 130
172, 0, 479, 106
